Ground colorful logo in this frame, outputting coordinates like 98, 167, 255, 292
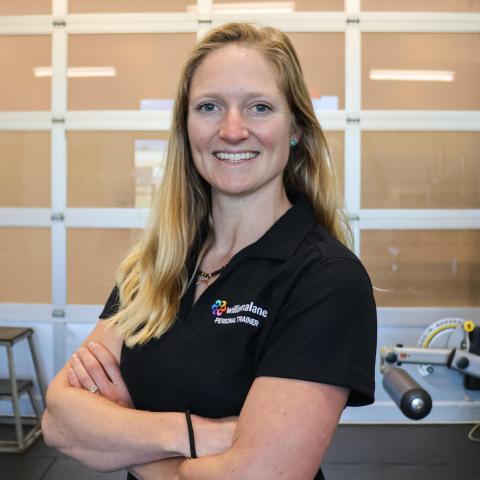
211, 299, 228, 316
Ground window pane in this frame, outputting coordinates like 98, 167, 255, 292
362, 131, 480, 209
67, 228, 141, 304
362, 33, 480, 110
361, 230, 480, 306
69, 0, 192, 13
324, 130, 344, 204
67, 131, 168, 208
68, 34, 196, 110
0, 132, 51, 207
0, 36, 51, 111
288, 33, 344, 110
0, 0, 51, 15
362, 0, 480, 12
295, 0, 344, 10
212, 0, 344, 11
0, 228, 51, 303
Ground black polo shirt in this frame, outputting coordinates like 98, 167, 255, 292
100, 192, 377, 479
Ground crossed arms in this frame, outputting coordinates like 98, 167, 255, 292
42, 321, 349, 479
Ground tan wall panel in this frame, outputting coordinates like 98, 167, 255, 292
214, 0, 344, 9
362, 131, 480, 209
67, 131, 168, 208
295, 0, 344, 10
288, 33, 344, 109
0, 132, 50, 207
0, 228, 51, 303
0, 0, 50, 15
362, 33, 480, 110
68, 34, 196, 110
0, 36, 51, 111
67, 229, 142, 304
363, 0, 480, 12
324, 130, 344, 204
361, 230, 480, 307
68, 0, 192, 13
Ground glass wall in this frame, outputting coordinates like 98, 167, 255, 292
0, 1, 478, 394
0, 36, 51, 111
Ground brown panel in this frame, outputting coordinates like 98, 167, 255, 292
295, 0, 344, 10
324, 130, 344, 204
213, 0, 344, 10
0, 228, 51, 303
0, 0, 51, 15
362, 0, 480, 12
68, 0, 192, 13
0, 132, 50, 207
361, 230, 480, 306
67, 228, 142, 304
68, 33, 196, 110
67, 131, 168, 208
362, 131, 480, 209
0, 36, 51, 111
362, 33, 480, 110
288, 33, 344, 109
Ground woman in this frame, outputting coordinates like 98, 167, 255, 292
42, 23, 377, 480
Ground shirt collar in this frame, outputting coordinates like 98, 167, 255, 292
226, 191, 318, 267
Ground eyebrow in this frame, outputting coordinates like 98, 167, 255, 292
190, 91, 278, 102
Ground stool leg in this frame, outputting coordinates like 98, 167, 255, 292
7, 346, 24, 450
27, 334, 46, 410
27, 387, 42, 426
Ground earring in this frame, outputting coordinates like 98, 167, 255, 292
290, 138, 298, 147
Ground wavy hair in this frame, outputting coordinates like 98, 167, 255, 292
107, 22, 351, 346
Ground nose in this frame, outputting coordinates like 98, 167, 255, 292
219, 108, 249, 142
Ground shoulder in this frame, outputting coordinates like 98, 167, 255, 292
290, 222, 373, 294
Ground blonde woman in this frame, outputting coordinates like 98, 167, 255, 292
42, 23, 377, 480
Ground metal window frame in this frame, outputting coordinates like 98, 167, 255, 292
0, 0, 479, 379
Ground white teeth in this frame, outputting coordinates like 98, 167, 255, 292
214, 152, 258, 162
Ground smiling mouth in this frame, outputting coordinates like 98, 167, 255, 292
213, 151, 259, 163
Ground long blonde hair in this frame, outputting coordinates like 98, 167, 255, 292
107, 22, 351, 346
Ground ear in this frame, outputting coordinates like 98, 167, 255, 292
290, 131, 301, 144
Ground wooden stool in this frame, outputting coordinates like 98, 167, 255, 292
0, 327, 45, 452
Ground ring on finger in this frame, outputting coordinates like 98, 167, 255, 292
87, 385, 99, 394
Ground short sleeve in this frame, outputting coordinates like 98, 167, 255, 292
255, 258, 377, 406
99, 286, 121, 320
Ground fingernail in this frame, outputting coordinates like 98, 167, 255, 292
88, 342, 96, 348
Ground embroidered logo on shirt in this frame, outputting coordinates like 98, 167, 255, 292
211, 300, 268, 328
211, 299, 228, 316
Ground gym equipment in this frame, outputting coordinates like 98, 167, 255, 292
380, 318, 480, 421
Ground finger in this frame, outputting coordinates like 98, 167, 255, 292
87, 342, 124, 386
87, 342, 133, 406
67, 368, 82, 388
71, 353, 97, 391
76, 346, 113, 395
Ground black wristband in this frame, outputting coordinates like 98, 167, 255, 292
185, 409, 197, 458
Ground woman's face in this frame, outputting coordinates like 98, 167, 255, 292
187, 43, 296, 198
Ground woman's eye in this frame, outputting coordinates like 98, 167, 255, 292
253, 104, 271, 114
198, 103, 217, 113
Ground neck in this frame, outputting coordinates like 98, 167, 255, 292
208, 184, 292, 260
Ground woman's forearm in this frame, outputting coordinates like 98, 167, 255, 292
129, 458, 186, 480
42, 382, 187, 472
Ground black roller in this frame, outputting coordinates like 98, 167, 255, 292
382, 367, 432, 420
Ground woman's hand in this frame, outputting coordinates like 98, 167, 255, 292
68, 342, 134, 409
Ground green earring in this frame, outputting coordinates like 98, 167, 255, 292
290, 138, 298, 147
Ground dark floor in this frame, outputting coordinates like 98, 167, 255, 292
0, 424, 479, 480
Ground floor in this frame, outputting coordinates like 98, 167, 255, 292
0, 424, 479, 480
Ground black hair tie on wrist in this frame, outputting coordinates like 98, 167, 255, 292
185, 409, 197, 458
